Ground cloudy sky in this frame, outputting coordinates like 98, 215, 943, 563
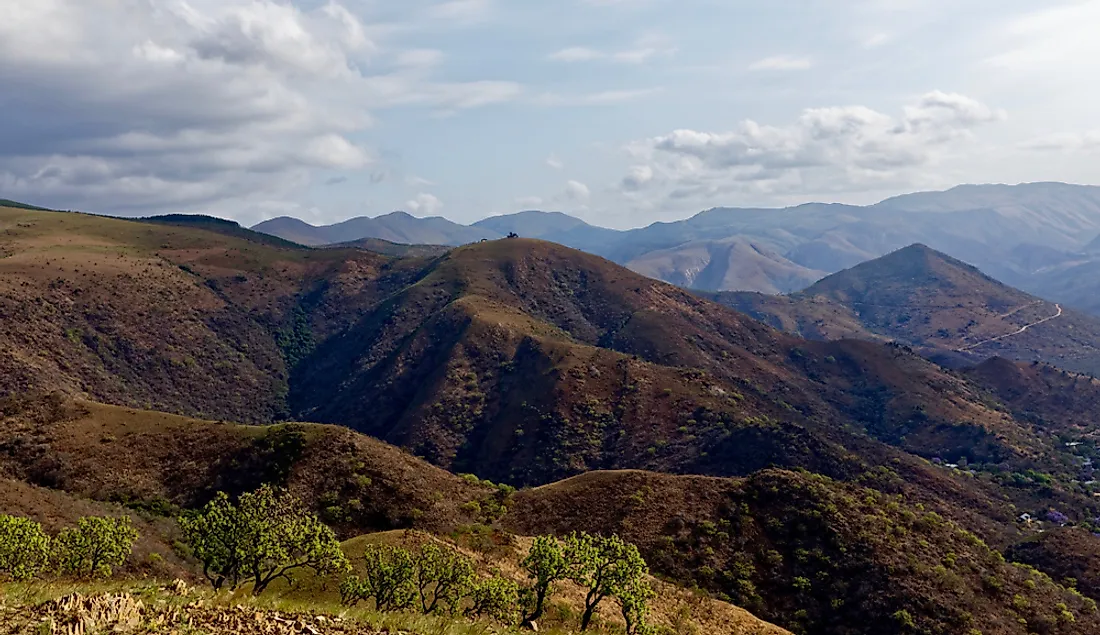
2, 0, 1098, 228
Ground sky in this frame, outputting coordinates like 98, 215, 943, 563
1, 0, 1099, 229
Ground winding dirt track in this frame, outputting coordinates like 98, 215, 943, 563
957, 304, 1063, 352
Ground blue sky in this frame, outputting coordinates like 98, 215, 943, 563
1, 0, 1098, 228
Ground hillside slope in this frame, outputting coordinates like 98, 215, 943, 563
254, 212, 500, 247
717, 244, 1100, 373
626, 237, 826, 294
505, 469, 1100, 635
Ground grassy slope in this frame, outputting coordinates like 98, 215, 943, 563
0, 395, 494, 537
2, 396, 1100, 635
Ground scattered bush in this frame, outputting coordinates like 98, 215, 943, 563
54, 516, 138, 578
0, 515, 51, 581
341, 544, 415, 610
180, 484, 349, 594
521, 535, 570, 623
412, 542, 475, 614
467, 575, 520, 624
564, 532, 650, 631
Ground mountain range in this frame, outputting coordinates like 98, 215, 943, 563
252, 182, 1100, 317
7, 201, 1100, 634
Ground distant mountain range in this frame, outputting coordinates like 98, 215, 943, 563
250, 182, 1100, 316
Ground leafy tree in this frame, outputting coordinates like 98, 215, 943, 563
467, 575, 520, 624
180, 485, 349, 595
341, 544, 416, 610
564, 532, 649, 631
0, 515, 51, 581
521, 535, 570, 623
54, 516, 138, 578
413, 542, 475, 614
616, 575, 657, 635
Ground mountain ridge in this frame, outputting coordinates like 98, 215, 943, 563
244, 183, 1100, 310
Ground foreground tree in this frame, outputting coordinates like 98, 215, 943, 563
180, 485, 349, 595
0, 515, 51, 581
616, 575, 657, 635
520, 535, 570, 624
467, 575, 520, 624
413, 542, 475, 614
340, 544, 416, 610
54, 516, 138, 578
564, 532, 649, 631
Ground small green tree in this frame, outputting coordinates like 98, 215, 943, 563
0, 515, 51, 581
180, 485, 349, 595
565, 532, 649, 631
521, 535, 570, 623
467, 575, 520, 624
54, 516, 138, 578
413, 542, 475, 614
616, 575, 657, 635
341, 544, 416, 610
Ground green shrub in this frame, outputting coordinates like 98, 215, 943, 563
467, 575, 520, 624
412, 542, 475, 614
180, 484, 349, 594
54, 516, 137, 578
342, 544, 416, 610
564, 532, 649, 631
521, 535, 570, 623
0, 515, 51, 581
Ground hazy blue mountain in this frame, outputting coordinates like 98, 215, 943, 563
249, 183, 1100, 308
253, 211, 500, 246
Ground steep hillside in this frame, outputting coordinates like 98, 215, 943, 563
248, 216, 331, 246
2, 395, 1097, 635
0, 204, 432, 422
626, 238, 826, 294
718, 244, 1100, 373
505, 469, 1100, 635
1008, 528, 1100, 602
329, 237, 451, 259
2, 207, 1095, 505
0, 395, 495, 537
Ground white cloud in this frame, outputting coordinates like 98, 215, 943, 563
748, 55, 815, 71
534, 88, 662, 107
546, 154, 564, 170
623, 91, 1005, 205
515, 196, 544, 207
1020, 131, 1100, 152
985, 2, 1100, 73
548, 47, 603, 62
547, 36, 675, 65
405, 192, 444, 215
621, 165, 654, 191
863, 33, 892, 48
564, 180, 591, 201
423, 0, 494, 24
0, 0, 521, 218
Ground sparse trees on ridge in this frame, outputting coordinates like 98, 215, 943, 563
337, 531, 654, 632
